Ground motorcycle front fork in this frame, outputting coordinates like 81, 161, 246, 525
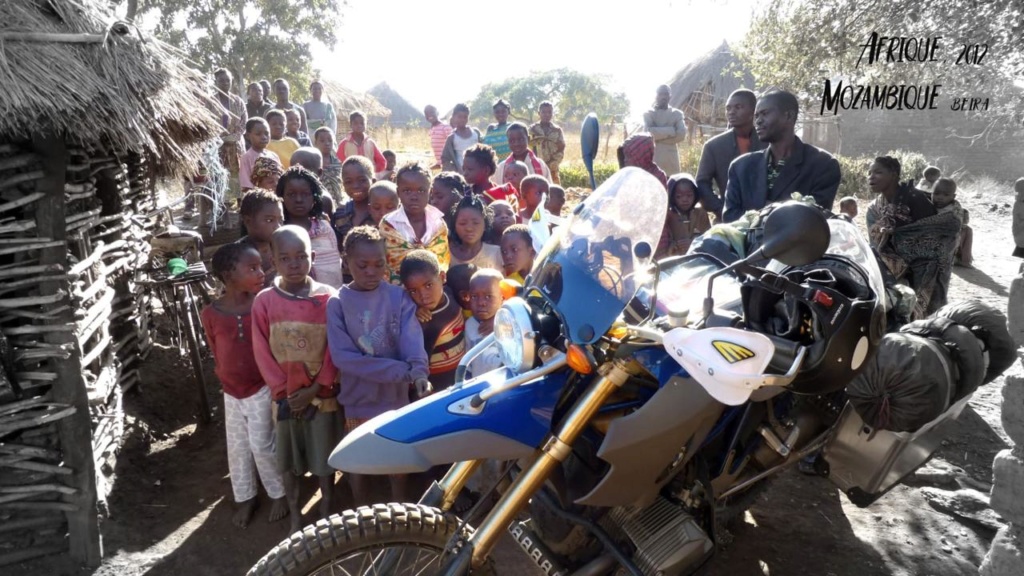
426, 359, 634, 574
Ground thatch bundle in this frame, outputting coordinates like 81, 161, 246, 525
0, 0, 220, 177
666, 41, 755, 132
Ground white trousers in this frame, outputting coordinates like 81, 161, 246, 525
225, 386, 285, 502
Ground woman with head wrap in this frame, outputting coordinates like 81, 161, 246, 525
617, 133, 668, 189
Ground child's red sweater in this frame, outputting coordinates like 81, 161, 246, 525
252, 279, 339, 400
200, 305, 265, 400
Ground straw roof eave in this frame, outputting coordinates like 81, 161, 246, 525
0, 0, 221, 178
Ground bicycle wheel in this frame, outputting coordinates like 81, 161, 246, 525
178, 283, 211, 423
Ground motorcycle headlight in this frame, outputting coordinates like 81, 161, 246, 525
493, 297, 537, 374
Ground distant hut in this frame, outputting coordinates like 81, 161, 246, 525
368, 82, 426, 128
318, 79, 391, 134
666, 41, 756, 140
0, 0, 219, 567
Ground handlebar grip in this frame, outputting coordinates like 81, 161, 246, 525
765, 334, 801, 374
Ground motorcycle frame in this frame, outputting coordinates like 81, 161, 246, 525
427, 358, 634, 573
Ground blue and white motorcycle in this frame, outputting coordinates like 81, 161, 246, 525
250, 168, 971, 576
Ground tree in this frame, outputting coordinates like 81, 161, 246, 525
740, 0, 1024, 134
126, 0, 343, 99
468, 69, 630, 127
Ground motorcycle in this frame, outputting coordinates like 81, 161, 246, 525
249, 167, 978, 576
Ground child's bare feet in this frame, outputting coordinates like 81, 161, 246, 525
233, 498, 258, 529
268, 497, 289, 523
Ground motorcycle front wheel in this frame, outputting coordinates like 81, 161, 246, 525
247, 503, 496, 576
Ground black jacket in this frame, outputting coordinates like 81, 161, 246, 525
695, 128, 766, 214
723, 136, 841, 222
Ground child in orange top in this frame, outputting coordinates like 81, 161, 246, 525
380, 162, 450, 283
251, 225, 341, 533
336, 110, 387, 174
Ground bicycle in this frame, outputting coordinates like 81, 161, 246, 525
138, 223, 214, 424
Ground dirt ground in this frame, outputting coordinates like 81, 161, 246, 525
14, 183, 1019, 576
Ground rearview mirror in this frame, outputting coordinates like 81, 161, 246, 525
757, 201, 830, 266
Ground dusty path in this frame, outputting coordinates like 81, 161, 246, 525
16, 184, 1017, 576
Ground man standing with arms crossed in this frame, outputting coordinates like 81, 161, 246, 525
644, 85, 687, 175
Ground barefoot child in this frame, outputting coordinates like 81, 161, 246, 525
240, 118, 280, 192
264, 110, 300, 167
368, 181, 400, 226
916, 165, 941, 196
500, 224, 536, 283
327, 226, 430, 504
518, 175, 550, 222
465, 268, 505, 378
201, 243, 288, 529
657, 173, 710, 259
429, 172, 467, 220
450, 194, 502, 271
380, 162, 450, 283
252, 226, 341, 532
401, 250, 467, 391
239, 189, 284, 287
277, 166, 344, 288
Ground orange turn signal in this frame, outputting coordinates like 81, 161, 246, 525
499, 278, 522, 300
566, 344, 594, 374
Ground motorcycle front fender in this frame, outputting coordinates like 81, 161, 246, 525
328, 368, 567, 474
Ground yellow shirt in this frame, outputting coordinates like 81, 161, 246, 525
265, 138, 300, 166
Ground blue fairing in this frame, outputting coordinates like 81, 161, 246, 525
375, 367, 568, 448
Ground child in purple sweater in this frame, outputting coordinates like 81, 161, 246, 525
326, 225, 431, 504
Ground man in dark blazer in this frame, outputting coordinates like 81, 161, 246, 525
695, 89, 765, 218
723, 90, 841, 223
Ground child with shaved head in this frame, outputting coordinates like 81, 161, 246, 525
252, 225, 341, 532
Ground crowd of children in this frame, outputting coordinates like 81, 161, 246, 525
201, 91, 580, 532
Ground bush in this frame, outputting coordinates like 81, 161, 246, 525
884, 149, 929, 184
558, 162, 619, 189
833, 149, 931, 201
834, 153, 872, 200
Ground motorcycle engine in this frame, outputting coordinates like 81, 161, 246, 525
607, 496, 713, 575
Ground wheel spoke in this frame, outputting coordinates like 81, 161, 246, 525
314, 545, 443, 576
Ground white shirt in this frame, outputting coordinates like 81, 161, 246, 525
453, 131, 479, 171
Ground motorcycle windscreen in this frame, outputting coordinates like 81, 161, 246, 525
530, 167, 667, 344
328, 368, 566, 474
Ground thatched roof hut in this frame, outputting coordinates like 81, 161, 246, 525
0, 0, 220, 178
368, 82, 426, 127
318, 78, 391, 132
666, 41, 756, 139
0, 1, 222, 568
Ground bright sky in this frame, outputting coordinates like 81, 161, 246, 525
312, 0, 759, 123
